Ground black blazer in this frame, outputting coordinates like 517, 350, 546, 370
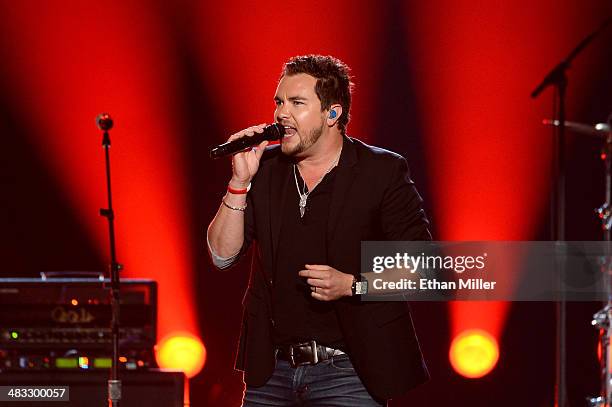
227, 136, 431, 400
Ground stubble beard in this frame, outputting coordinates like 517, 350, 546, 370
282, 123, 324, 157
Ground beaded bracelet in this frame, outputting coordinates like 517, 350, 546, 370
221, 198, 247, 212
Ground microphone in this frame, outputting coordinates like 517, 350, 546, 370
96, 113, 114, 131
209, 123, 285, 159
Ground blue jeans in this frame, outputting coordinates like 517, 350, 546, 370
242, 354, 386, 406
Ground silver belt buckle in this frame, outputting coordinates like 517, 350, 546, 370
310, 340, 318, 364
288, 340, 319, 367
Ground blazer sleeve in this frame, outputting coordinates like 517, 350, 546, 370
380, 156, 432, 241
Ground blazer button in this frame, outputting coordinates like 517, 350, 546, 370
270, 318, 275, 326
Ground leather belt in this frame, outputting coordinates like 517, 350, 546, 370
276, 340, 345, 368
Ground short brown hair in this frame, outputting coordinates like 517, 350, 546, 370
281, 55, 353, 135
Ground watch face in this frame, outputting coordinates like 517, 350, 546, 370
356, 281, 367, 295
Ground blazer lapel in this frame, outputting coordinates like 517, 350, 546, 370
327, 137, 358, 243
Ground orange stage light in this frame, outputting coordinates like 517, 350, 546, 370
449, 329, 499, 379
155, 332, 207, 379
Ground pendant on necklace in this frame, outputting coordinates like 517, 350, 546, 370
299, 195, 307, 218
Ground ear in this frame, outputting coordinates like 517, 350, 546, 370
326, 104, 343, 127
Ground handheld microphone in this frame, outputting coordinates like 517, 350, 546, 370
209, 123, 285, 159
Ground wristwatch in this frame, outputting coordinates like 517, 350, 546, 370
351, 276, 368, 296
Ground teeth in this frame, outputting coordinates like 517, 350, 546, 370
283, 126, 296, 137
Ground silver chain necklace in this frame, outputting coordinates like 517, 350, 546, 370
293, 150, 342, 218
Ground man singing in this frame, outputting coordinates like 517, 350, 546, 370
207, 55, 431, 406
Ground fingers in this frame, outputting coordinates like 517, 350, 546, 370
300, 266, 332, 301
227, 124, 268, 183
306, 278, 329, 288
298, 269, 328, 279
305, 264, 330, 271
310, 291, 328, 301
227, 123, 267, 143
309, 285, 331, 301
300, 266, 352, 302
254, 140, 269, 160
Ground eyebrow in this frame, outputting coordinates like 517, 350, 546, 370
274, 96, 308, 102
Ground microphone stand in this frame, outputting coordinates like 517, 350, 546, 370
531, 17, 611, 407
96, 113, 123, 407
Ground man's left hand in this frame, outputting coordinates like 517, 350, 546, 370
298, 265, 353, 301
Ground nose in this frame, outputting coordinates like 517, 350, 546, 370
276, 103, 290, 122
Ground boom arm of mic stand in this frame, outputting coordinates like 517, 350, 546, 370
531, 16, 611, 99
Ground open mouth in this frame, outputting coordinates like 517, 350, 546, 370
282, 124, 297, 137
